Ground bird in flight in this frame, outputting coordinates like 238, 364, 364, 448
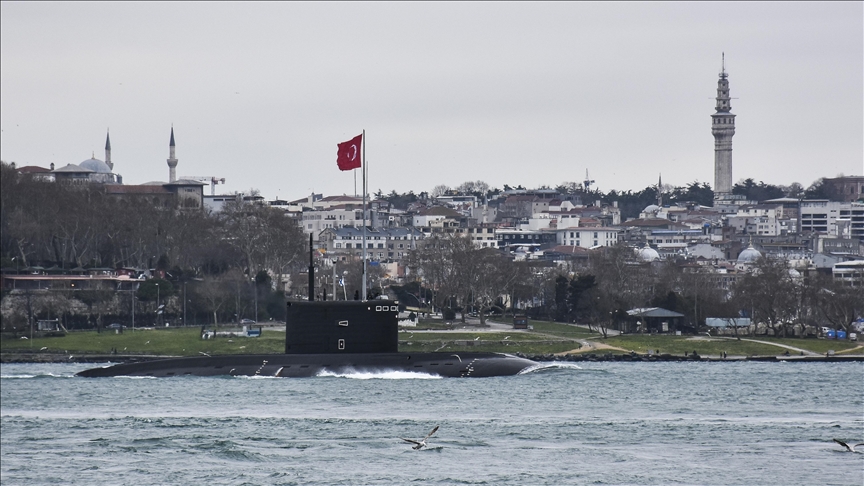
401, 425, 439, 450
833, 439, 864, 452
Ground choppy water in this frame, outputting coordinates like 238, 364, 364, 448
2, 361, 862, 485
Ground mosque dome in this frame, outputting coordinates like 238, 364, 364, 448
79, 157, 112, 174
643, 204, 660, 213
737, 243, 762, 263
636, 244, 660, 262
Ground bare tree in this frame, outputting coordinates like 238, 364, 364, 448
431, 185, 450, 198
193, 274, 232, 325
732, 257, 798, 337
809, 273, 862, 333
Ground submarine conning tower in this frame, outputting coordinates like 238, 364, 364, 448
285, 300, 399, 354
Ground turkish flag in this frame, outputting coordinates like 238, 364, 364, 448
336, 134, 363, 171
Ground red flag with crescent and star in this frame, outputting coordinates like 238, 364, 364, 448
336, 134, 363, 171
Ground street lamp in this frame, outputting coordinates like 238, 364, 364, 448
249, 276, 259, 319
155, 283, 160, 326
131, 289, 135, 332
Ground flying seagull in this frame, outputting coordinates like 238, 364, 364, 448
401, 425, 439, 450
833, 439, 864, 452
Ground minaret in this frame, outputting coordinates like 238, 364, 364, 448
167, 126, 178, 183
711, 53, 735, 195
105, 130, 113, 171
657, 174, 663, 207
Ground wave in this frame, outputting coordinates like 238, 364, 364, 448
517, 362, 583, 374
0, 372, 76, 379
316, 369, 442, 380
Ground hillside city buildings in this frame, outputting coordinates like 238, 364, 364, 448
6, 57, 864, 293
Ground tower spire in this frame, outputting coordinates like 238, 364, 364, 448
711, 53, 735, 196
167, 126, 178, 182
657, 174, 663, 207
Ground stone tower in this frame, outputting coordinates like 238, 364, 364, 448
167, 126, 178, 183
105, 130, 113, 171
711, 53, 735, 195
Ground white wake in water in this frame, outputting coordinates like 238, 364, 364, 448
316, 368, 442, 380
518, 362, 583, 374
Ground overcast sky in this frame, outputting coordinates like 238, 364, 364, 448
2, 2, 861, 200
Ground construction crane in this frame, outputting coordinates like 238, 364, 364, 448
180, 176, 225, 195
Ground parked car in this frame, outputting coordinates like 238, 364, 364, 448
107, 323, 124, 329
240, 319, 256, 325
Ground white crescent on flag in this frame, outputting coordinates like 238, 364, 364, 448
337, 133, 363, 171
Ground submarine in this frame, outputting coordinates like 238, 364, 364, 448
77, 243, 538, 378
76, 299, 538, 378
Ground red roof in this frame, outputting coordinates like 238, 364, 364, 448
16, 166, 52, 173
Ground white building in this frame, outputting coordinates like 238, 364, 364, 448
556, 227, 620, 249
800, 200, 864, 239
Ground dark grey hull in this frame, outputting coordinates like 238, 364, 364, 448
76, 352, 538, 378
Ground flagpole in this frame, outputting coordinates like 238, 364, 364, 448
361, 129, 367, 301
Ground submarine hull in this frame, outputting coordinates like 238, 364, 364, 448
75, 352, 537, 378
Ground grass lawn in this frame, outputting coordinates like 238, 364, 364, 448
2, 326, 860, 359
528, 320, 601, 339
599, 334, 861, 357
1, 328, 286, 356
398, 329, 581, 355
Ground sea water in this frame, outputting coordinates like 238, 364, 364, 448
2, 361, 862, 485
